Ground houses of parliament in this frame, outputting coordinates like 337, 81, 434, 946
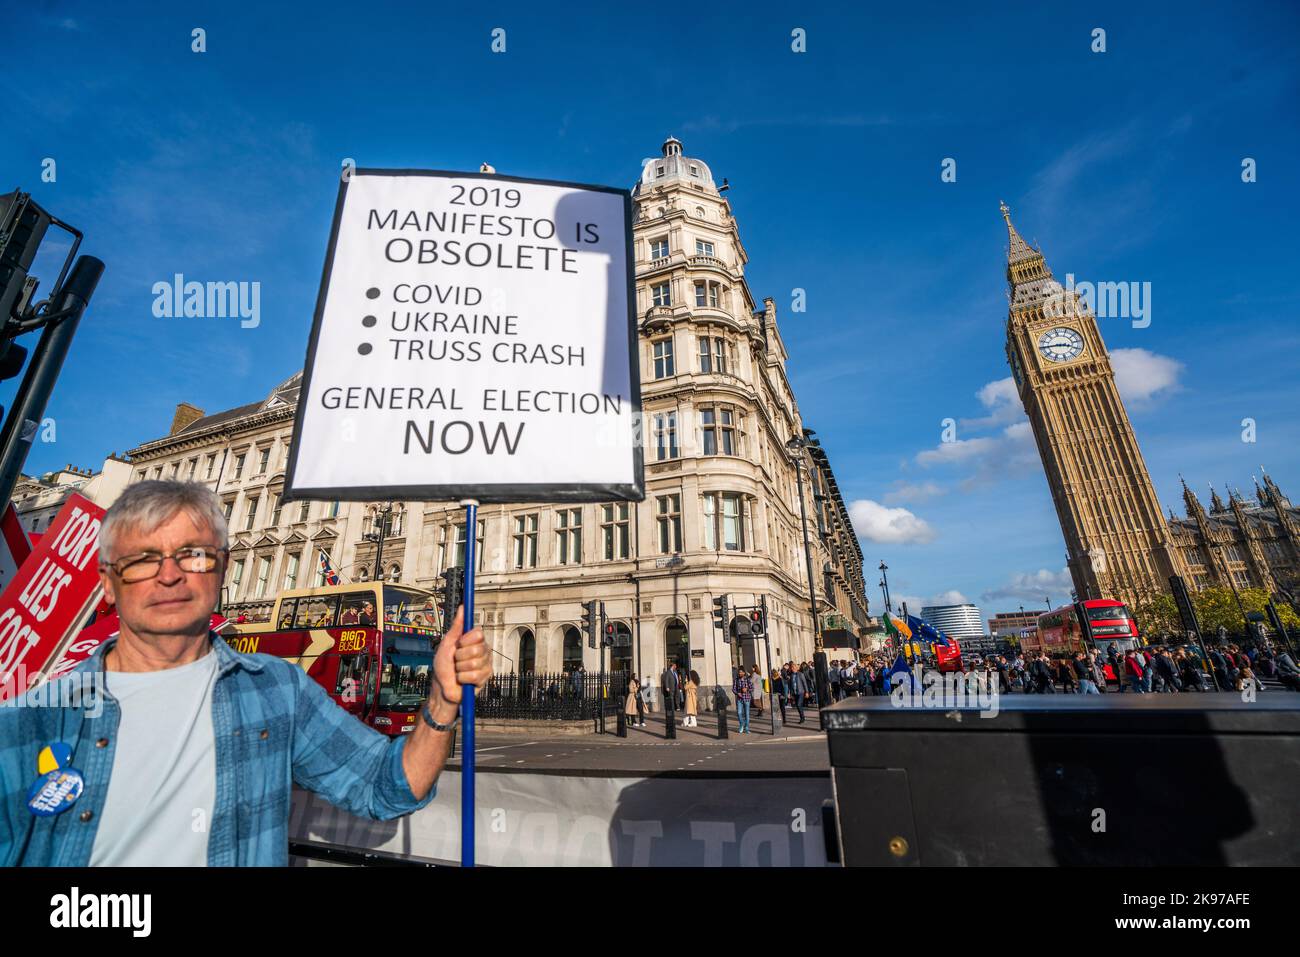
1001, 206, 1300, 607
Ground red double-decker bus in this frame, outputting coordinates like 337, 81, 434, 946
226, 582, 439, 735
1028, 599, 1140, 683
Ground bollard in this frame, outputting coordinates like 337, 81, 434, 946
616, 709, 627, 738
715, 687, 729, 740
665, 703, 677, 740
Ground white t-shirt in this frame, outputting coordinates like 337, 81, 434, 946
89, 650, 219, 867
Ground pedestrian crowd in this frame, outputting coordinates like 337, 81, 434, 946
619, 641, 1300, 732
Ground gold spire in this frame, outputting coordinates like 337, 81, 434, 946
1000, 201, 1039, 265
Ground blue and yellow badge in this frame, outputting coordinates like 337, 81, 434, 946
27, 743, 83, 817
37, 743, 74, 775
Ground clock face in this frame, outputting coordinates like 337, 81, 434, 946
1038, 326, 1084, 363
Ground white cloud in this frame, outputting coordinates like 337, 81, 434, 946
980, 568, 1075, 606
916, 436, 997, 467
959, 377, 1026, 429
892, 590, 968, 613
848, 499, 936, 545
1110, 348, 1183, 403
882, 480, 943, 505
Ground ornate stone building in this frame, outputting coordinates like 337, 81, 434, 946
121, 138, 870, 692
11, 457, 133, 534
1001, 203, 1184, 609
124, 375, 372, 622
1170, 473, 1300, 596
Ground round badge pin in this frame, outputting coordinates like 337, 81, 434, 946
26, 767, 85, 817
37, 742, 75, 775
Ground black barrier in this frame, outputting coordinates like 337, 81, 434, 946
824, 694, 1300, 866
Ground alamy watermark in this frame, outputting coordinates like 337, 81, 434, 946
1044, 273, 1151, 329
0, 667, 106, 718
151, 274, 260, 328
889, 666, 1000, 717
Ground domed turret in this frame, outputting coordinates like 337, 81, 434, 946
634, 136, 717, 195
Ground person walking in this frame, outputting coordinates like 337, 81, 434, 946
683, 669, 699, 728
1274, 650, 1300, 692
1140, 647, 1156, 693
625, 676, 642, 729
661, 662, 679, 720
1107, 643, 1123, 692
733, 667, 753, 733
1124, 650, 1146, 693
1031, 654, 1055, 693
783, 664, 807, 724
1154, 648, 1181, 693
1208, 645, 1232, 691
749, 665, 765, 717
1056, 657, 1077, 693
1073, 651, 1099, 694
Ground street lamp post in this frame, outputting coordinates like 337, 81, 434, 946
363, 502, 394, 582
786, 433, 831, 714
878, 560, 893, 614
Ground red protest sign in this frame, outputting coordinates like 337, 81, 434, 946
0, 503, 32, 594
0, 493, 106, 702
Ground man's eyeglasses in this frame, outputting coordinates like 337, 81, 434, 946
104, 546, 228, 583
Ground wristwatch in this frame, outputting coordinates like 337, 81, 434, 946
421, 700, 460, 732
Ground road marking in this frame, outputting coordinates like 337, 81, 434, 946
476, 742, 539, 753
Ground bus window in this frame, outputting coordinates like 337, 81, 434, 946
383, 586, 431, 626
338, 595, 369, 631
378, 654, 431, 711
340, 594, 376, 626
1087, 605, 1131, 621
276, 599, 298, 631
296, 595, 340, 629
334, 653, 370, 702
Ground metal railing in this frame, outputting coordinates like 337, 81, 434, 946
477, 670, 631, 721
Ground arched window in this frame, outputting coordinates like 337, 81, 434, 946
610, 621, 633, 673
518, 629, 536, 674
388, 563, 401, 582
563, 626, 583, 672
357, 566, 370, 581
664, 618, 689, 672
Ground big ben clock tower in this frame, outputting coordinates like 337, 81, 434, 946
1000, 202, 1183, 608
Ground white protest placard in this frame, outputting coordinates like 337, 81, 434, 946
286, 169, 643, 504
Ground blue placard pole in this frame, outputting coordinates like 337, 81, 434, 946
460, 498, 478, 867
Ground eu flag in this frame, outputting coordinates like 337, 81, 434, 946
907, 614, 951, 646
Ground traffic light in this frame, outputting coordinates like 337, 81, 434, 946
0, 192, 51, 417
440, 566, 463, 631
582, 600, 598, 648
712, 594, 728, 630
603, 621, 614, 647
749, 608, 765, 639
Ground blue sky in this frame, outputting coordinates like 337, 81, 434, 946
5, 1, 1298, 617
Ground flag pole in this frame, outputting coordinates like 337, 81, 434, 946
460, 497, 479, 867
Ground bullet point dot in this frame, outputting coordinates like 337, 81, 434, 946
362, 315, 377, 328
358, 343, 373, 355
365, 287, 380, 299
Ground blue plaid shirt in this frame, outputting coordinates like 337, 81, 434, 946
1, 633, 434, 866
